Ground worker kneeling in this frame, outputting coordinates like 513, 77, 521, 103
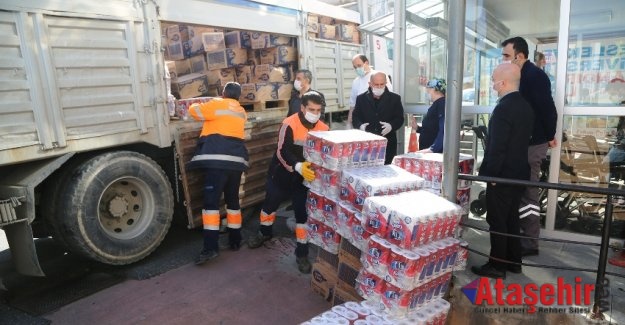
248, 91, 329, 274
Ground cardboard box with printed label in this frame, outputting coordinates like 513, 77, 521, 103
184, 26, 214, 58
188, 55, 207, 74
337, 24, 357, 42
332, 285, 363, 306
252, 65, 292, 83
246, 49, 261, 65
255, 83, 278, 101
201, 32, 226, 53
319, 16, 336, 25
224, 31, 252, 49
164, 25, 185, 60
235, 65, 253, 84
260, 46, 297, 65
275, 82, 293, 100
206, 48, 248, 70
165, 60, 192, 81
240, 83, 256, 103
172, 73, 210, 99
307, 14, 320, 33
217, 68, 236, 84
319, 24, 336, 40
311, 261, 337, 302
269, 35, 294, 47
249, 31, 269, 49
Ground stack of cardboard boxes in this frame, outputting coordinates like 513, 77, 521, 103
162, 23, 298, 107
307, 14, 361, 44
311, 239, 363, 306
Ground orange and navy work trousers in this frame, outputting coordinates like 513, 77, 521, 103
259, 174, 309, 257
202, 169, 243, 251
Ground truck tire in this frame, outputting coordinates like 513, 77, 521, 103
56, 151, 174, 265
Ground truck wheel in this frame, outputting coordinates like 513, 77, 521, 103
57, 151, 173, 265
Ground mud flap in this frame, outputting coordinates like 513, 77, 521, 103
4, 222, 44, 276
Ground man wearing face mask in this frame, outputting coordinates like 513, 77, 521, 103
348, 54, 393, 127
415, 78, 446, 153
501, 37, 557, 258
287, 69, 326, 118
247, 91, 329, 274
471, 63, 533, 278
352, 71, 404, 164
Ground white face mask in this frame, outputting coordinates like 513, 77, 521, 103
372, 87, 385, 97
502, 60, 512, 64
304, 111, 320, 123
294, 80, 303, 91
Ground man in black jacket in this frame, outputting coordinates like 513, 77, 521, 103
501, 37, 557, 257
471, 63, 534, 279
352, 71, 405, 164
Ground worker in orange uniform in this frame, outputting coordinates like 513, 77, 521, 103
187, 82, 249, 265
247, 91, 329, 273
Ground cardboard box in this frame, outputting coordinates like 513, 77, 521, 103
255, 83, 278, 101
206, 48, 248, 70
165, 60, 191, 80
259, 46, 298, 65
249, 31, 270, 49
173, 73, 210, 99
269, 35, 294, 47
311, 261, 337, 302
201, 32, 226, 52
276, 82, 293, 100
319, 16, 336, 25
338, 238, 362, 269
235, 65, 253, 84
252, 64, 292, 83
240, 83, 256, 102
332, 286, 363, 306
246, 49, 261, 65
164, 25, 185, 60
184, 26, 214, 58
319, 24, 336, 40
188, 55, 207, 74
217, 68, 236, 84
224, 31, 252, 49
337, 262, 360, 291
337, 24, 357, 42
316, 245, 339, 269
205, 69, 221, 86
307, 14, 320, 33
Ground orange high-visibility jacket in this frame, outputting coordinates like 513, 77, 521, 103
186, 98, 249, 171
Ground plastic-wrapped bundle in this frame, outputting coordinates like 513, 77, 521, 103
304, 130, 387, 171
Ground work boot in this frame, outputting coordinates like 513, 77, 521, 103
608, 251, 625, 268
296, 256, 312, 274
195, 249, 219, 265
247, 232, 272, 249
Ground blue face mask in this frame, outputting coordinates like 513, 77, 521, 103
355, 67, 366, 77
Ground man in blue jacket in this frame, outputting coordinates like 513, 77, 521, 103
471, 63, 534, 279
501, 37, 557, 257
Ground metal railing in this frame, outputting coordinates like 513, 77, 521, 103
457, 173, 624, 320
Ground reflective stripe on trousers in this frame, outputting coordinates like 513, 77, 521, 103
227, 209, 242, 229
260, 210, 276, 226
202, 209, 220, 231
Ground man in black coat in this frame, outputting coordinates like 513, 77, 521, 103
471, 63, 534, 279
352, 71, 405, 164
502, 37, 557, 257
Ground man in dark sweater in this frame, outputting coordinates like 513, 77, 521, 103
352, 71, 405, 164
471, 63, 534, 279
501, 37, 557, 257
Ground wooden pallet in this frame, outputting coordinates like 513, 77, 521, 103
241, 99, 289, 112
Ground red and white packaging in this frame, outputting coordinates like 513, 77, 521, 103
380, 282, 412, 316
362, 235, 392, 276
458, 153, 475, 188
306, 190, 324, 222
304, 130, 387, 170
348, 211, 370, 250
356, 270, 385, 301
321, 195, 338, 228
456, 187, 471, 215
453, 240, 469, 271
386, 246, 420, 290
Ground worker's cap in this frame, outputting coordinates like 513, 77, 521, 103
426, 78, 446, 94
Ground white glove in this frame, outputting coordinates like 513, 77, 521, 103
295, 162, 303, 174
359, 123, 369, 131
380, 122, 392, 136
